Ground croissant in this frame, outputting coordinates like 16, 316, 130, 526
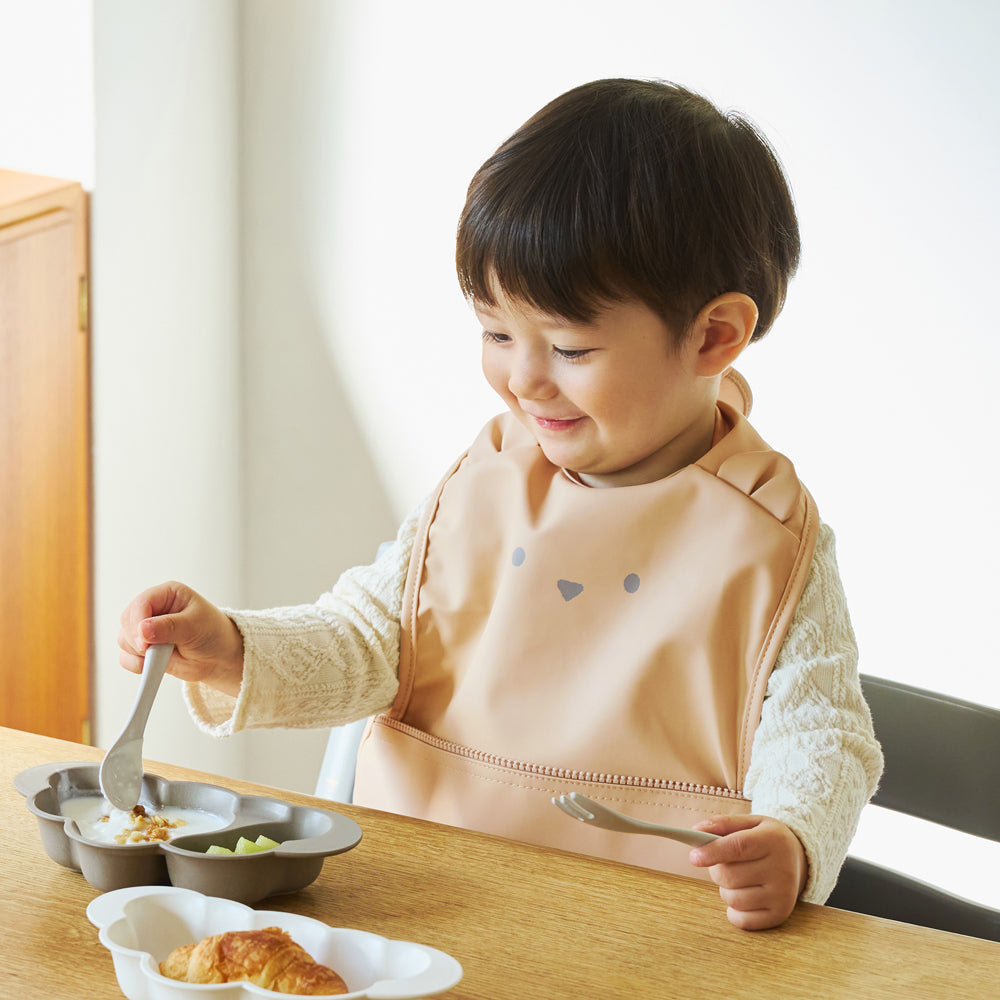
159, 926, 349, 995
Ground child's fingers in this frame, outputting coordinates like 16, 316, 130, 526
706, 859, 799, 930
689, 816, 769, 869
718, 871, 801, 929
707, 857, 771, 891
120, 581, 195, 629
119, 582, 208, 653
719, 882, 771, 911
116, 626, 146, 675
723, 897, 790, 931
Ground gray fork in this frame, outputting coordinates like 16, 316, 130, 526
552, 792, 719, 847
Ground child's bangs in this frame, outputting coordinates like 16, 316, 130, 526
456, 163, 632, 324
460, 249, 626, 326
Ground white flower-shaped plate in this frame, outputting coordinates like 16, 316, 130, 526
86, 886, 463, 999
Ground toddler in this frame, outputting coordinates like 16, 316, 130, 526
119, 78, 883, 931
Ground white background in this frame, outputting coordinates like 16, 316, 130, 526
1, 0, 998, 909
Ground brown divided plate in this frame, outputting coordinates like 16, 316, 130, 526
15, 761, 362, 903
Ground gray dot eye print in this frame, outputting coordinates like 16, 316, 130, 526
511, 548, 640, 601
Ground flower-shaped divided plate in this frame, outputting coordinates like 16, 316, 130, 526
87, 886, 463, 999
16, 761, 362, 903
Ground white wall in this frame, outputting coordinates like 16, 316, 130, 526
90, 0, 250, 781
237, 0, 399, 784
3, 0, 998, 910
0, 0, 95, 187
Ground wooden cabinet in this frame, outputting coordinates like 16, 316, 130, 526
0, 169, 91, 742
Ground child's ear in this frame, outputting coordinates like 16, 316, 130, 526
690, 293, 758, 376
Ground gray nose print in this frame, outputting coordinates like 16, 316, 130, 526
514, 546, 636, 603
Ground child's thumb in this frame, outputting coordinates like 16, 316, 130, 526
694, 813, 763, 837
138, 614, 183, 649
689, 814, 766, 867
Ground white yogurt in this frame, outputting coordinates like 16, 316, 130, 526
60, 796, 226, 845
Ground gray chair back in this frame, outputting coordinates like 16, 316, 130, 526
826, 675, 1000, 941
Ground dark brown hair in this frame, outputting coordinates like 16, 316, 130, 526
456, 78, 800, 342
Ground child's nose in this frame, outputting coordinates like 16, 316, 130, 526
508, 350, 554, 400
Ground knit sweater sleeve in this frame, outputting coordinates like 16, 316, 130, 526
183, 503, 425, 737
745, 521, 883, 904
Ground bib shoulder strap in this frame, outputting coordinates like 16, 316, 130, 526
737, 485, 821, 782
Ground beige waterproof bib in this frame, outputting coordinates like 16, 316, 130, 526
355, 377, 818, 876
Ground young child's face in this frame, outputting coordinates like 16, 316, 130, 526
476, 291, 720, 487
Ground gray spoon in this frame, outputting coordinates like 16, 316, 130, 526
99, 643, 175, 810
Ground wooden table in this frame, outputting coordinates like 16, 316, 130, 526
3, 727, 998, 998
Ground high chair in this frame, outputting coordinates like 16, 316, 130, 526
315, 716, 367, 803
825, 674, 1000, 942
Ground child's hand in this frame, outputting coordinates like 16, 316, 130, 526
118, 582, 245, 697
687, 814, 807, 930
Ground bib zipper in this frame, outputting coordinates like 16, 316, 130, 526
375, 715, 744, 799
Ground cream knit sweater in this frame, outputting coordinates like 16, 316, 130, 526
185, 505, 882, 904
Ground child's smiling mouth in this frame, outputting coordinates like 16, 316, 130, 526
529, 414, 585, 432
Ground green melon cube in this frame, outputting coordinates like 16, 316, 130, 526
234, 836, 266, 854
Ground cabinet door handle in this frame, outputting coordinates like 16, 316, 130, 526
78, 274, 88, 332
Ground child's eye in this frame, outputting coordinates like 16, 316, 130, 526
554, 347, 593, 361
481, 329, 510, 346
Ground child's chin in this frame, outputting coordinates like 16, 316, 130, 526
540, 446, 584, 475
